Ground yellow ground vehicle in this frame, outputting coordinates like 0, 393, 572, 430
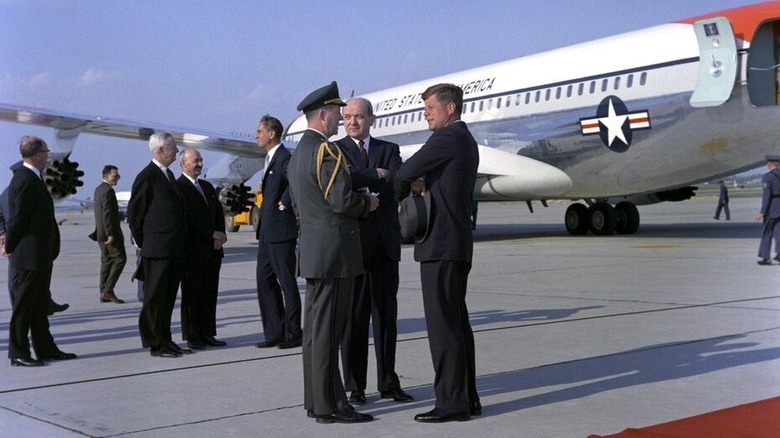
225, 191, 262, 232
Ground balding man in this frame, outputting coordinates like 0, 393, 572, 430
176, 148, 227, 350
5, 136, 76, 366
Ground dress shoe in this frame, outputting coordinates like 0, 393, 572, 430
187, 339, 207, 350
100, 291, 125, 304
11, 357, 44, 367
470, 400, 482, 416
348, 390, 367, 405
150, 345, 181, 358
757, 259, 772, 266
255, 340, 280, 348
166, 342, 192, 355
39, 351, 77, 361
306, 410, 316, 419
380, 388, 414, 402
414, 408, 470, 423
203, 336, 227, 347
47, 301, 69, 316
774, 254, 780, 262
316, 406, 373, 424
277, 337, 302, 349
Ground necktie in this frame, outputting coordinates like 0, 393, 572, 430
194, 180, 207, 201
358, 140, 368, 167
166, 168, 176, 184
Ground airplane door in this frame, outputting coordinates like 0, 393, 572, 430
689, 17, 738, 108
746, 20, 780, 107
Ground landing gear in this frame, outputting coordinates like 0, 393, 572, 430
614, 201, 640, 235
565, 201, 640, 235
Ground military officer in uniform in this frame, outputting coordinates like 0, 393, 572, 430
756, 154, 780, 264
287, 81, 378, 424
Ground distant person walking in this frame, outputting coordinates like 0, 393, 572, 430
90, 165, 127, 304
713, 180, 730, 220
756, 155, 780, 265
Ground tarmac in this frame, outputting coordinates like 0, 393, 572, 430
0, 196, 778, 438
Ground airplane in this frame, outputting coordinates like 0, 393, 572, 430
278, 0, 780, 235
2, 2, 780, 235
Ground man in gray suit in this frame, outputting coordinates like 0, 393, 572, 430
287, 81, 378, 424
90, 165, 126, 304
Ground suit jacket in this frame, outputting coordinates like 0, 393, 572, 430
287, 129, 372, 278
394, 121, 479, 263
5, 165, 60, 270
336, 136, 402, 262
176, 175, 225, 264
92, 181, 124, 243
256, 144, 297, 243
127, 162, 186, 258
761, 168, 780, 218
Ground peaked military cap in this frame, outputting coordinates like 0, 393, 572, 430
296, 81, 347, 113
766, 154, 780, 162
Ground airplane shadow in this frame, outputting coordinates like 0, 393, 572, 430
471, 220, 761, 241
363, 333, 780, 418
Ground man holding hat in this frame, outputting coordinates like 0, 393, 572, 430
756, 154, 780, 264
394, 83, 481, 423
287, 81, 378, 423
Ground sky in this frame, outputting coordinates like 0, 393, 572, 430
0, 0, 766, 195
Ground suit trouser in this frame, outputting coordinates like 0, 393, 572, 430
98, 240, 127, 293
302, 277, 352, 416
7, 258, 55, 313
256, 235, 301, 343
714, 201, 730, 220
341, 244, 400, 392
8, 267, 58, 359
139, 257, 183, 348
758, 216, 780, 259
180, 255, 222, 341
420, 260, 479, 412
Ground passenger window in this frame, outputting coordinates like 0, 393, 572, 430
626, 74, 634, 88
578, 83, 584, 95
497, 97, 502, 108
614, 76, 621, 90
640, 72, 647, 86
589, 81, 596, 94
566, 85, 572, 97
601, 79, 608, 92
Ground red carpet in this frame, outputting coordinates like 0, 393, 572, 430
587, 396, 780, 438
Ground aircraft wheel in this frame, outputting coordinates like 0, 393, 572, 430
565, 203, 590, 235
250, 205, 260, 233
615, 201, 640, 235
589, 203, 617, 235
225, 214, 239, 233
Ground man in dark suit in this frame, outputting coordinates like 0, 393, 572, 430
336, 97, 412, 405
254, 115, 302, 350
176, 148, 227, 350
287, 81, 377, 424
1, 160, 68, 316
127, 132, 190, 358
90, 164, 126, 304
394, 83, 481, 422
756, 154, 780, 264
5, 136, 77, 367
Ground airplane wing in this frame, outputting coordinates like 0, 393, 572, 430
0, 103, 262, 159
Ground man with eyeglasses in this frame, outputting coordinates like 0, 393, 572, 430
5, 136, 77, 366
